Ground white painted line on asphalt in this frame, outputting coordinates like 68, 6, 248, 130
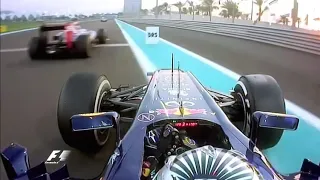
0, 44, 129, 53
0, 28, 38, 36
0, 48, 27, 52
95, 44, 129, 47
115, 19, 156, 82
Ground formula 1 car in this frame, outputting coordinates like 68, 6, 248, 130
101, 17, 108, 22
1, 60, 320, 179
28, 22, 108, 60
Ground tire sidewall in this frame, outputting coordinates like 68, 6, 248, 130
234, 75, 285, 150
28, 37, 46, 59
75, 35, 91, 58
92, 78, 112, 145
97, 29, 106, 44
57, 73, 111, 152
234, 80, 253, 137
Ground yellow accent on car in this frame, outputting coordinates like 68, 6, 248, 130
142, 168, 150, 177
78, 112, 106, 117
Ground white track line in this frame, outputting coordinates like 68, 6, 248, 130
95, 44, 129, 47
0, 44, 129, 53
0, 28, 38, 36
0, 48, 28, 53
115, 19, 156, 82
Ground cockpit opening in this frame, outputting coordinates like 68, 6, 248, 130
146, 119, 232, 150
141, 119, 233, 179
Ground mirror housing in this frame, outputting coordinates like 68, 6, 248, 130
147, 72, 154, 76
71, 112, 114, 131
287, 159, 320, 179
252, 111, 299, 130
71, 111, 121, 145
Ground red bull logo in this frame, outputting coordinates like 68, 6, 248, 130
156, 108, 207, 116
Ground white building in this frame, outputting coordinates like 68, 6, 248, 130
237, 0, 280, 22
123, 0, 142, 15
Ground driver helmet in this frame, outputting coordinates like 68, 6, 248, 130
153, 145, 263, 180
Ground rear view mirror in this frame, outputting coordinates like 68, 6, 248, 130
253, 111, 299, 130
71, 112, 117, 131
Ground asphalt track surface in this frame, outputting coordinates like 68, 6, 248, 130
1, 20, 320, 179
0, 20, 146, 179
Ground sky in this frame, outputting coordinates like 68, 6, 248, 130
0, 0, 319, 17
1, 0, 125, 14
1, 0, 198, 14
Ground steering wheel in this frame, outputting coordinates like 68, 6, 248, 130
158, 124, 198, 159
142, 124, 198, 180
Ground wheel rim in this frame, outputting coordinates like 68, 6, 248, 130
93, 80, 111, 146
236, 92, 251, 137
46, 45, 56, 54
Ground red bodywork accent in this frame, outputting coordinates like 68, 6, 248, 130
65, 23, 74, 49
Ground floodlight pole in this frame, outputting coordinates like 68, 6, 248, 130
250, 0, 254, 20
156, 0, 159, 18
232, 3, 235, 23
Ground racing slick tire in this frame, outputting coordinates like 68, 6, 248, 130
234, 74, 286, 150
75, 35, 92, 58
97, 28, 107, 44
28, 37, 47, 60
57, 72, 112, 153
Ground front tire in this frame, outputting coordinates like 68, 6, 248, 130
57, 73, 112, 152
234, 74, 286, 150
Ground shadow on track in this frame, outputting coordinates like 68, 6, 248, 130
4, 55, 93, 69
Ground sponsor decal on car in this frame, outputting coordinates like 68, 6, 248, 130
168, 89, 188, 96
155, 107, 207, 116
162, 85, 190, 89
164, 75, 185, 82
154, 97, 202, 101
137, 113, 155, 122
165, 101, 195, 107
